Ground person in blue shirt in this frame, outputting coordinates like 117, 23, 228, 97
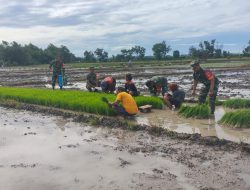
163, 82, 185, 109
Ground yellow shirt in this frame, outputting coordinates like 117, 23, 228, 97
116, 92, 138, 114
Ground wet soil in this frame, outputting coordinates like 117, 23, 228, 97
1, 66, 250, 99
0, 107, 250, 190
136, 107, 250, 144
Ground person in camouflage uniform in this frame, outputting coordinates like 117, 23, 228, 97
49, 56, 63, 90
86, 67, 99, 92
191, 60, 219, 114
145, 76, 168, 96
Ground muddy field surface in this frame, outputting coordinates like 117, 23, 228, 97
1, 66, 249, 99
136, 108, 250, 144
0, 107, 250, 190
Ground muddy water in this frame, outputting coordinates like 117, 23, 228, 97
0, 107, 195, 190
1, 107, 250, 189
136, 106, 250, 143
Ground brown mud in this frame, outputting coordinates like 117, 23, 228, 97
1, 66, 250, 99
1, 105, 250, 190
1, 100, 250, 153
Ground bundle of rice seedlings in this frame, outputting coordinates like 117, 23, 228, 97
0, 87, 163, 116
178, 104, 210, 119
219, 109, 250, 128
223, 98, 250, 109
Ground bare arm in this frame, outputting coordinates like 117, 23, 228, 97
209, 75, 215, 96
111, 100, 121, 106
192, 80, 198, 95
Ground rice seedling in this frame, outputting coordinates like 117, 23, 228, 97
219, 109, 250, 128
223, 98, 250, 109
0, 87, 163, 116
178, 104, 210, 119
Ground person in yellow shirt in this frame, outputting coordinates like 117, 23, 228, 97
109, 86, 138, 117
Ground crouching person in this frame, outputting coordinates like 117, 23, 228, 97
163, 83, 185, 110
109, 86, 138, 117
101, 76, 116, 93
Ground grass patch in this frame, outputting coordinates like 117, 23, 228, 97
0, 87, 162, 116
178, 104, 210, 119
223, 98, 250, 109
219, 109, 250, 128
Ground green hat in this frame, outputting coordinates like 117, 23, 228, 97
190, 60, 200, 67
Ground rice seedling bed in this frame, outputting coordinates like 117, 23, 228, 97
219, 109, 250, 128
178, 104, 210, 119
0, 87, 162, 116
223, 98, 250, 109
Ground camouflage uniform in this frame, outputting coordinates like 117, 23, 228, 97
49, 59, 63, 89
86, 72, 98, 92
146, 76, 168, 96
193, 68, 219, 114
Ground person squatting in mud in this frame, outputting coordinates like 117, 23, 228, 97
108, 86, 138, 117
100, 76, 116, 93
49, 55, 64, 90
191, 60, 220, 114
125, 73, 140, 96
86, 67, 100, 92
145, 76, 168, 96
163, 82, 185, 110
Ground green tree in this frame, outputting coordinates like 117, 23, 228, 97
94, 48, 108, 62
24, 43, 44, 64
173, 50, 180, 59
214, 49, 222, 58
131, 45, 146, 60
84, 50, 96, 62
121, 49, 133, 60
152, 41, 171, 60
243, 40, 250, 57
189, 46, 199, 58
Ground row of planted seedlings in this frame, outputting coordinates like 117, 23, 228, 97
0, 87, 163, 116
219, 98, 250, 128
178, 98, 250, 128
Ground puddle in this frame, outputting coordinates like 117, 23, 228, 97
136, 106, 250, 143
0, 107, 195, 190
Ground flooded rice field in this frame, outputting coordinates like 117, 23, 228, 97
43, 67, 250, 99
136, 107, 250, 144
1, 66, 250, 99
0, 107, 250, 190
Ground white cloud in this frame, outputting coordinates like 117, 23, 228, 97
0, 0, 249, 56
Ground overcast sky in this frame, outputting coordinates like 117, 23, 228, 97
0, 0, 250, 57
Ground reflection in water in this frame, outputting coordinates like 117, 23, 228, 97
136, 107, 250, 143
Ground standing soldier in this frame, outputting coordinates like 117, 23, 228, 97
191, 60, 219, 114
86, 67, 99, 92
49, 56, 63, 90
145, 76, 168, 96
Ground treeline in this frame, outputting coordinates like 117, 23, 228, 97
0, 40, 250, 66
0, 41, 77, 66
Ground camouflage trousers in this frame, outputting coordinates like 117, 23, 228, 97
198, 85, 219, 114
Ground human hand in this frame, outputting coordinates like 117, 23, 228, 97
191, 90, 196, 96
208, 90, 214, 96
